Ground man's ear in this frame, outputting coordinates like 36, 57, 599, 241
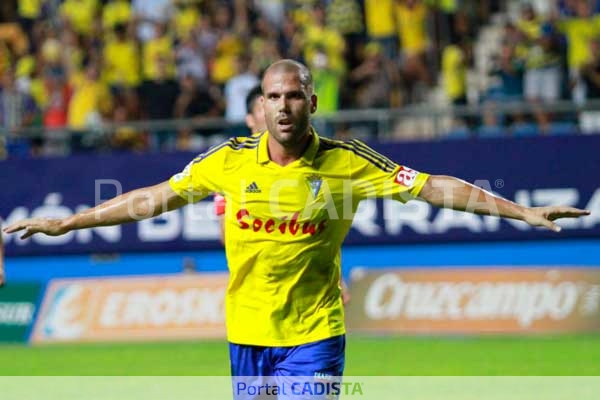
310, 94, 318, 114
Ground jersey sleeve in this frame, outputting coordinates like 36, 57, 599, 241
348, 139, 430, 202
169, 145, 227, 203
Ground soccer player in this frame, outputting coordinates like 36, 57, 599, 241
4, 60, 590, 398
215, 85, 352, 307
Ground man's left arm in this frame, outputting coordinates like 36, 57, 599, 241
418, 175, 590, 232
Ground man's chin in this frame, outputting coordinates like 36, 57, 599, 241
272, 130, 296, 145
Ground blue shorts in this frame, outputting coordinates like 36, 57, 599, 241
229, 335, 345, 399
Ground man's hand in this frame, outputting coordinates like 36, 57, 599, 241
522, 206, 591, 232
3, 218, 69, 240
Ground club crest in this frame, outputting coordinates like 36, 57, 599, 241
306, 174, 323, 198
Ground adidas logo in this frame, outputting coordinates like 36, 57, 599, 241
245, 182, 261, 193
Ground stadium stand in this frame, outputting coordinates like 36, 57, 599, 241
0, 0, 599, 158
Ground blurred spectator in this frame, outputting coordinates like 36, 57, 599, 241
67, 63, 112, 140
364, 0, 397, 60
0, 42, 11, 76
175, 33, 207, 82
255, 0, 285, 29
174, 74, 223, 150
300, 5, 346, 78
326, 0, 364, 69
132, 0, 173, 42
224, 55, 259, 125
249, 15, 280, 73
211, 33, 244, 84
435, 0, 460, 46
311, 46, 344, 116
442, 38, 469, 106
452, 10, 476, 43
143, 23, 175, 81
102, 0, 132, 33
350, 42, 402, 109
0, 67, 37, 132
524, 26, 562, 129
38, 68, 72, 156
395, 0, 433, 102
558, 0, 580, 17
174, 74, 222, 120
172, 0, 201, 41
140, 58, 179, 150
110, 90, 146, 152
59, 27, 84, 77
516, 3, 541, 42
490, 42, 525, 101
14, 53, 35, 94
0, 23, 30, 59
42, 68, 71, 129
443, 37, 473, 129
278, 13, 301, 60
195, 10, 219, 61
59, 0, 99, 37
554, 0, 600, 103
244, 85, 264, 133
581, 39, 600, 100
103, 23, 141, 91
17, 0, 44, 45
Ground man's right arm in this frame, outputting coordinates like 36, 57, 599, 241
3, 181, 189, 239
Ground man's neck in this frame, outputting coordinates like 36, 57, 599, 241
267, 131, 312, 167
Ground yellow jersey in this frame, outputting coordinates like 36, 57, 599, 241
169, 131, 429, 346
395, 2, 429, 54
102, 0, 131, 31
557, 17, 600, 69
103, 38, 141, 87
364, 0, 395, 38
442, 44, 466, 100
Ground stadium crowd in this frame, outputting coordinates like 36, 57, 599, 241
0, 0, 598, 157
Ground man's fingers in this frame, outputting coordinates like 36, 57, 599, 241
549, 208, 591, 220
21, 229, 36, 240
537, 217, 561, 232
559, 207, 590, 215
549, 222, 562, 233
3, 223, 25, 234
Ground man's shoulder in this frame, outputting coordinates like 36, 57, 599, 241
318, 136, 397, 172
193, 133, 263, 163
318, 136, 369, 153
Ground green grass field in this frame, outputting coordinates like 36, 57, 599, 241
1, 335, 599, 376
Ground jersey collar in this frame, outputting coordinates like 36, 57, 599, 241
257, 128, 320, 166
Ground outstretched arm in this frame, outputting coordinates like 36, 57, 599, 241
4, 181, 189, 239
418, 175, 590, 232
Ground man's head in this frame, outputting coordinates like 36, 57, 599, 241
245, 86, 266, 133
261, 59, 317, 148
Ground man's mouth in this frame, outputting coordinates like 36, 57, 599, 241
277, 118, 293, 131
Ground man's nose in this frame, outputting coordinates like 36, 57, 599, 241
277, 96, 291, 112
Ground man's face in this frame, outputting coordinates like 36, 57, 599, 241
246, 98, 266, 133
262, 70, 316, 147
